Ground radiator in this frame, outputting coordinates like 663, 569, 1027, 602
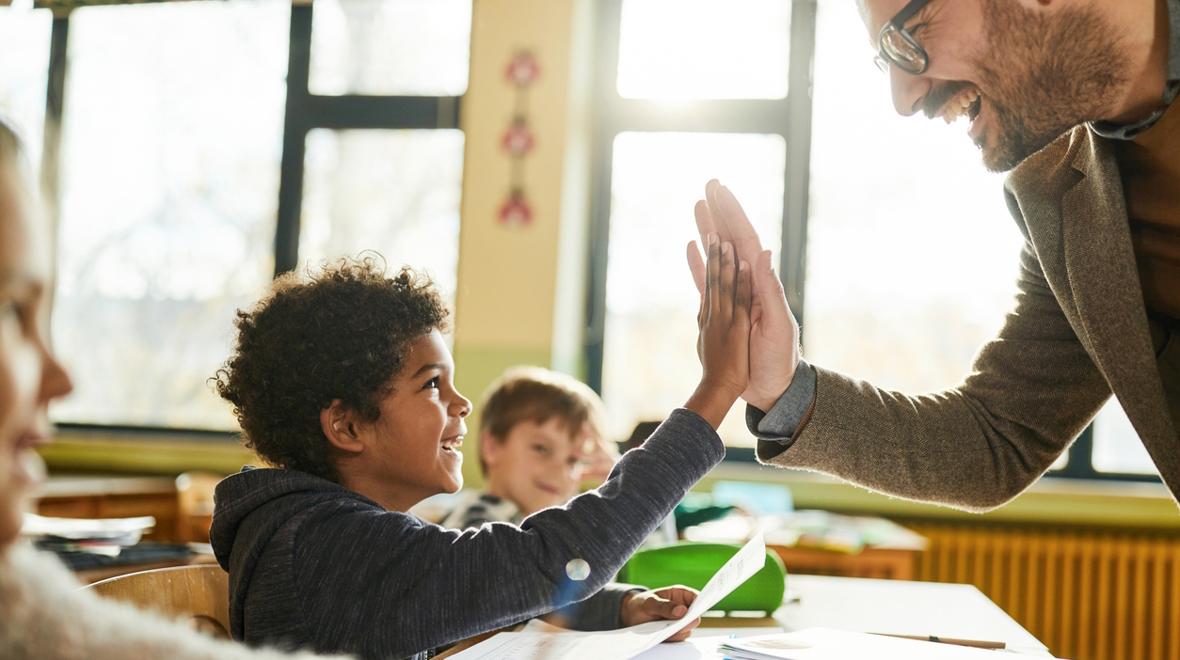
900, 521, 1180, 660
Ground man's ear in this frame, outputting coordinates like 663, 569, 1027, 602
320, 400, 365, 455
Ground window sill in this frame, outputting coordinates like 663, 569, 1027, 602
698, 462, 1180, 531
39, 430, 256, 476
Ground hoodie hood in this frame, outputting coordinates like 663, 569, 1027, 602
209, 467, 375, 639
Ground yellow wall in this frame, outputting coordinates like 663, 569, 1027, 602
453, 0, 594, 486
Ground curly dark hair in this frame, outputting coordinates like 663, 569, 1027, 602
213, 255, 448, 482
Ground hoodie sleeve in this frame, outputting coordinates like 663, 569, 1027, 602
293, 408, 723, 658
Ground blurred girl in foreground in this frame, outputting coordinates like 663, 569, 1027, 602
0, 117, 343, 659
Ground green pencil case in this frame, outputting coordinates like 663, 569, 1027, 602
619, 542, 787, 615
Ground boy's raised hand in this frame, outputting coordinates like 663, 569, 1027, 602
684, 233, 752, 429
687, 181, 800, 413
618, 586, 701, 642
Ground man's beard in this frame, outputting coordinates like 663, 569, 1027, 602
972, 0, 1130, 172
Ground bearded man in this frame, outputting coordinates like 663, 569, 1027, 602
690, 0, 1180, 510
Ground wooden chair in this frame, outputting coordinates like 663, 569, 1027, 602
88, 564, 231, 639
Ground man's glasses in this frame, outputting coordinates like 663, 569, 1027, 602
873, 0, 933, 75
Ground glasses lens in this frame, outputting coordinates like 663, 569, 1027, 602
880, 27, 926, 74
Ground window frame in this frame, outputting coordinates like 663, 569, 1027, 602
582, 0, 1158, 483
33, 1, 464, 438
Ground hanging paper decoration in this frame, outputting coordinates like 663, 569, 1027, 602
505, 50, 541, 87
498, 49, 539, 227
498, 189, 533, 226
501, 115, 535, 157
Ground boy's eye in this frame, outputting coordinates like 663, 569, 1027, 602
423, 376, 440, 390
531, 444, 551, 456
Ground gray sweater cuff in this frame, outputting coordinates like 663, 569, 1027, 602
745, 360, 816, 458
556, 582, 643, 631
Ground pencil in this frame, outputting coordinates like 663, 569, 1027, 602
869, 632, 1007, 650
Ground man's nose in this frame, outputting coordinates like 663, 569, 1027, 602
890, 67, 930, 116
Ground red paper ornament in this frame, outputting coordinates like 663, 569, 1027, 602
498, 190, 533, 226
501, 116, 536, 156
505, 50, 540, 87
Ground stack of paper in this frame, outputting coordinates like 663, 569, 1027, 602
22, 512, 156, 556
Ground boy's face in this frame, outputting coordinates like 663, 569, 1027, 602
482, 417, 592, 517
355, 329, 471, 511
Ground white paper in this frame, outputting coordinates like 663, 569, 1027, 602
21, 513, 156, 541
451, 532, 769, 660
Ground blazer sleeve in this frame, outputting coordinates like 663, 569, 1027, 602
759, 233, 1112, 512
293, 409, 724, 658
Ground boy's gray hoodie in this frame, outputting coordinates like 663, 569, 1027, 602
209, 408, 724, 660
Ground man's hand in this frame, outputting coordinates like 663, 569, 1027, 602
619, 586, 701, 642
687, 180, 800, 412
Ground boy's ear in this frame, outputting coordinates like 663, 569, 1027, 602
479, 430, 502, 468
320, 400, 365, 455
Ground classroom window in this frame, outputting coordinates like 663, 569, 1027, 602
588, 0, 1157, 481
804, 0, 1023, 393
588, 0, 793, 450
601, 132, 785, 445
309, 0, 472, 96
616, 0, 790, 100
51, 0, 289, 430
300, 128, 465, 304
0, 7, 52, 176
30, 1, 468, 433
1092, 401, 1157, 474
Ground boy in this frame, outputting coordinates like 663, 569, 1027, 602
210, 242, 750, 659
441, 366, 617, 529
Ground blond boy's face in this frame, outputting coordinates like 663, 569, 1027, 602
481, 418, 593, 517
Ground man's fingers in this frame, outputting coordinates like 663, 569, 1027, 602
755, 249, 792, 328
687, 240, 706, 295
716, 184, 764, 261
694, 199, 716, 249
705, 180, 731, 245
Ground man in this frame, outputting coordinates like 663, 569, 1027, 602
689, 0, 1180, 510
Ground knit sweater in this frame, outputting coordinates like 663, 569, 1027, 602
209, 408, 723, 660
0, 542, 345, 660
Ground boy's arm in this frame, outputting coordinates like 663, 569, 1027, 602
544, 583, 642, 631
297, 409, 723, 657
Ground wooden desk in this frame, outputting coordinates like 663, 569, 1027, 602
776, 575, 1050, 656
33, 475, 179, 541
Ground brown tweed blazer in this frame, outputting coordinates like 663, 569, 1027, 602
765, 126, 1180, 512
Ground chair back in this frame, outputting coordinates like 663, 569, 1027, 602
88, 564, 230, 638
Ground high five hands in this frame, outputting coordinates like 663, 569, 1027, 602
687, 180, 801, 412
